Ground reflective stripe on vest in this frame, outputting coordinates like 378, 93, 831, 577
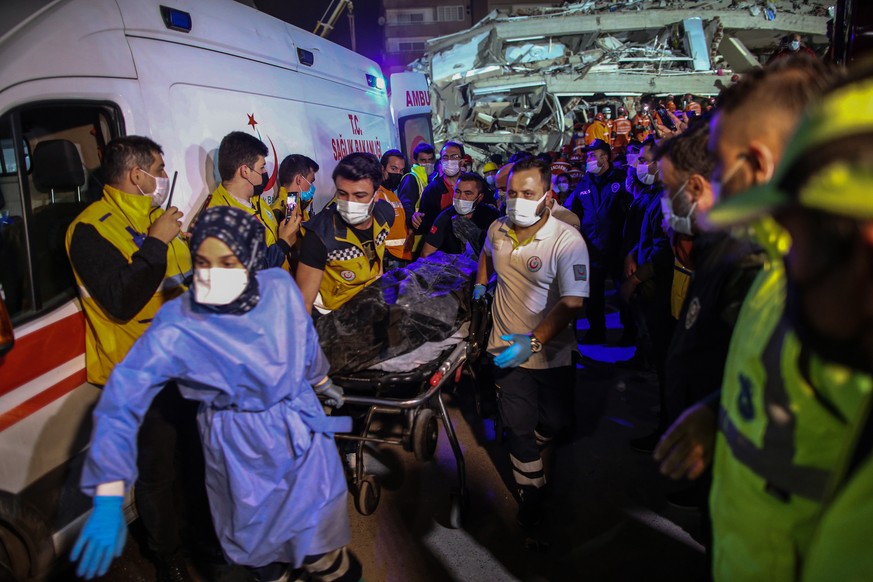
718, 316, 832, 502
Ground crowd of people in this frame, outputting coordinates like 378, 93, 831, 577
64, 52, 873, 582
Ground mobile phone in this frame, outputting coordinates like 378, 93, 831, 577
286, 192, 298, 218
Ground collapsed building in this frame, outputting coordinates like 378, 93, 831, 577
408, 0, 832, 160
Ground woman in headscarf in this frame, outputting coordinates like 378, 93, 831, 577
71, 206, 361, 582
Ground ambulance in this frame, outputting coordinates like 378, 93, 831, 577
0, 0, 431, 577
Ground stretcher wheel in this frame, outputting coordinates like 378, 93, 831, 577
413, 409, 439, 462
354, 475, 380, 516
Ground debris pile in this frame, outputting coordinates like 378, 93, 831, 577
409, 0, 831, 159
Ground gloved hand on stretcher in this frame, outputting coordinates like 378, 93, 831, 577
315, 377, 345, 408
472, 283, 487, 301
494, 334, 533, 368
71, 493, 127, 579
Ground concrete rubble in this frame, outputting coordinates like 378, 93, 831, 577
408, 0, 832, 159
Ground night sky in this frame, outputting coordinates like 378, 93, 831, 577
256, 0, 384, 65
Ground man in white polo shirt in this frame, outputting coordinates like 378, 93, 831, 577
474, 156, 589, 528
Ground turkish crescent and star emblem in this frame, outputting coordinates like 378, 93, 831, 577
247, 113, 279, 192
527, 256, 542, 272
341, 270, 356, 281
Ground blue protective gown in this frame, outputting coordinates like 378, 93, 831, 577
80, 269, 351, 568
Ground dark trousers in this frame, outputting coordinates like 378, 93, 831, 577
494, 365, 575, 490
640, 295, 676, 432
587, 264, 636, 338
135, 382, 214, 559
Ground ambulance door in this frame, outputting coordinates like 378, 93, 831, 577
0, 100, 123, 580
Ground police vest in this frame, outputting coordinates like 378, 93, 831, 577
377, 186, 412, 261
65, 185, 192, 385
207, 184, 289, 270
303, 203, 391, 311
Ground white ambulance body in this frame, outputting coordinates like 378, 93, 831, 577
0, 0, 428, 577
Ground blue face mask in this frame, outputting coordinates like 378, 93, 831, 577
300, 176, 316, 202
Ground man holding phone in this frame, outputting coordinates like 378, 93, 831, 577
65, 136, 200, 580
274, 154, 320, 223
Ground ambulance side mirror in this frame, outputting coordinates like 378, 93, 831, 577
0, 292, 14, 357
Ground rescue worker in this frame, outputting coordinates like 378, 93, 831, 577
603, 107, 615, 143
612, 107, 633, 154
206, 131, 299, 270
376, 149, 413, 269
494, 162, 513, 214
65, 136, 196, 581
483, 160, 499, 190
738, 66, 873, 581
665, 95, 677, 112
567, 166, 584, 192
652, 120, 765, 524
767, 32, 817, 64
474, 156, 588, 528
684, 94, 702, 118
656, 58, 855, 581
584, 112, 611, 145
71, 206, 361, 582
421, 172, 499, 258
296, 152, 394, 314
272, 154, 319, 223
632, 105, 654, 142
564, 139, 633, 344
397, 142, 436, 255
621, 141, 675, 452
413, 141, 465, 246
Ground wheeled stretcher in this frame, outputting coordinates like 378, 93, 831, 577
325, 296, 492, 528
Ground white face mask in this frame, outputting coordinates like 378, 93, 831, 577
137, 169, 170, 207
556, 183, 569, 194
194, 267, 249, 306
586, 159, 602, 174
485, 175, 496, 187
660, 180, 696, 235
636, 161, 656, 185
506, 193, 546, 228
423, 163, 435, 176
453, 197, 476, 215
789, 40, 801, 51
442, 159, 461, 177
336, 198, 374, 225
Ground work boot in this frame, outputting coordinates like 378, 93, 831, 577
516, 485, 544, 528
155, 552, 194, 582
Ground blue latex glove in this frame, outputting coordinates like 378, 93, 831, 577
70, 495, 126, 579
316, 378, 345, 408
494, 334, 533, 368
472, 284, 487, 301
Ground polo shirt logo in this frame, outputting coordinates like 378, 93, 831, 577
527, 257, 542, 272
340, 270, 356, 281
611, 183, 620, 193
573, 264, 587, 281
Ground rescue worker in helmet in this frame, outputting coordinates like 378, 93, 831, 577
613, 107, 633, 154
585, 112, 612, 146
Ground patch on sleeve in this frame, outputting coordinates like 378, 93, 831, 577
430, 225, 438, 235
573, 264, 587, 281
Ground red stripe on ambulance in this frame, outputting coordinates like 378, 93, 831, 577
0, 312, 86, 395
0, 369, 87, 432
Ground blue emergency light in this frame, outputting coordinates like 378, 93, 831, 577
160, 6, 192, 33
366, 74, 386, 90
297, 48, 315, 67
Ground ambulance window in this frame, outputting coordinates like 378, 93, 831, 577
0, 102, 122, 324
